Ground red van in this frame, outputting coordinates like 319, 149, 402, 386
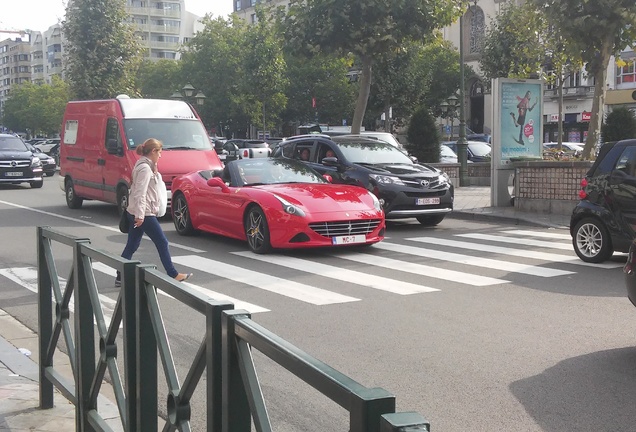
59, 95, 222, 213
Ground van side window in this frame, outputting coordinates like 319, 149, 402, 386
105, 118, 122, 149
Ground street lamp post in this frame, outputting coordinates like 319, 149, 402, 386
457, 0, 478, 187
170, 83, 206, 106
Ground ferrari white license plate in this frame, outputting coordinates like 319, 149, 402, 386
332, 235, 366, 245
416, 197, 440, 205
5, 172, 23, 177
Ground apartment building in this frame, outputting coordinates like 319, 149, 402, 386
0, 36, 31, 117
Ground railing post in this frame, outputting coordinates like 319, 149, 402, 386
221, 310, 252, 432
380, 412, 430, 432
74, 238, 96, 431
206, 301, 235, 432
136, 265, 158, 432
37, 226, 54, 409
122, 260, 140, 432
349, 387, 396, 432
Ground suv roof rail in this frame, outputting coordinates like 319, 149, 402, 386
286, 133, 331, 140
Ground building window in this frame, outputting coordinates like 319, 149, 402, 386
236, 0, 241, 11
250, 0, 257, 5
251, 13, 257, 23
617, 61, 635, 84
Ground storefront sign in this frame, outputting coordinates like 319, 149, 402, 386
581, 111, 591, 122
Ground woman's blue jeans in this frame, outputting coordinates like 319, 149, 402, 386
121, 213, 178, 278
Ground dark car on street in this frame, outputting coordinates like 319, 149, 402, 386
25, 142, 56, 176
272, 134, 454, 226
570, 139, 636, 263
226, 139, 271, 159
0, 134, 44, 188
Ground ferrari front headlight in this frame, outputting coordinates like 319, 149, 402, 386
273, 195, 306, 217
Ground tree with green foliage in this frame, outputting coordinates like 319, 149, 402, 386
284, 0, 457, 134
532, 0, 636, 159
239, 7, 288, 136
136, 60, 182, 99
480, 1, 583, 148
281, 52, 356, 129
602, 107, 636, 142
2, 76, 70, 136
180, 15, 247, 136
63, 0, 141, 99
406, 107, 441, 163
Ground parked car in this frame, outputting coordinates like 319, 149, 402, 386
440, 144, 458, 163
466, 133, 492, 144
543, 142, 584, 157
34, 138, 61, 155
570, 139, 636, 263
0, 134, 43, 188
441, 140, 491, 162
225, 139, 271, 159
272, 135, 454, 226
171, 158, 385, 253
25, 142, 56, 176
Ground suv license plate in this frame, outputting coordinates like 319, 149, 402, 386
5, 172, 23, 177
332, 235, 365, 245
416, 197, 440, 205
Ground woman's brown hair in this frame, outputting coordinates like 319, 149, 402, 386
136, 138, 163, 156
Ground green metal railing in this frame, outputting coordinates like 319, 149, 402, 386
36, 226, 430, 431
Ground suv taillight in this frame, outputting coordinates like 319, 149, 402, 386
243, 149, 249, 158
578, 177, 588, 199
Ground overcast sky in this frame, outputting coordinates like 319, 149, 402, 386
2, 0, 234, 34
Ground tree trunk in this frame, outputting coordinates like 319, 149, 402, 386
384, 100, 391, 133
351, 56, 373, 134
584, 34, 614, 160
558, 74, 563, 149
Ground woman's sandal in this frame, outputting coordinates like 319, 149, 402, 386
175, 273, 193, 282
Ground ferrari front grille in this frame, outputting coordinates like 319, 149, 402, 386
309, 219, 382, 238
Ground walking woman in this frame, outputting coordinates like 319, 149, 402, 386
116, 138, 192, 286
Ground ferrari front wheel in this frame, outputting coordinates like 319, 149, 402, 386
245, 206, 272, 254
172, 193, 195, 235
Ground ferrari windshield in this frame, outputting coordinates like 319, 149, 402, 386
232, 158, 328, 186
333, 139, 413, 165
123, 119, 212, 150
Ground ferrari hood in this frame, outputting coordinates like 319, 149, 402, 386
260, 184, 378, 213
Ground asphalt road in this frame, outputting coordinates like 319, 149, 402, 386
1, 174, 635, 431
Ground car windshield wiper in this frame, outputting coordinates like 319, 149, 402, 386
165, 146, 197, 150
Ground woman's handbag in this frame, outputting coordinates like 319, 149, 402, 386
119, 209, 130, 233
157, 174, 168, 217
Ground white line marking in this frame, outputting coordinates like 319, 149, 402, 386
374, 243, 574, 277
173, 255, 360, 305
232, 252, 440, 294
407, 237, 622, 269
91, 262, 269, 314
457, 233, 572, 250
0, 267, 118, 327
501, 230, 572, 240
0, 199, 205, 253
329, 252, 509, 286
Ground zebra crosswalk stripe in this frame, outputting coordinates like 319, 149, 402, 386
501, 230, 572, 240
457, 233, 573, 250
322, 251, 509, 287
232, 252, 440, 294
91, 262, 269, 314
375, 242, 574, 277
172, 255, 361, 305
408, 237, 623, 269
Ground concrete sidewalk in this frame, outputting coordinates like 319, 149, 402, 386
0, 186, 571, 431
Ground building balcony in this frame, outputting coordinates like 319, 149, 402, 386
127, 6, 181, 18
47, 65, 62, 74
544, 86, 595, 100
150, 25, 180, 34
148, 41, 180, 50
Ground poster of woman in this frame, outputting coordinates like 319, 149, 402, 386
499, 80, 543, 160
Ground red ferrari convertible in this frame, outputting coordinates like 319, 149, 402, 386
171, 158, 385, 253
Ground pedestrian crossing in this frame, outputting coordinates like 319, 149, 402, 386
1, 229, 625, 318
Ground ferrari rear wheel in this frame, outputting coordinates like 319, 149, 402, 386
245, 206, 272, 254
172, 193, 195, 235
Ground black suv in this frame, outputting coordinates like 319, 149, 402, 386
272, 135, 453, 226
570, 139, 636, 262
0, 134, 44, 188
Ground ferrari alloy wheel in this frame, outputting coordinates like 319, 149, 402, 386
172, 193, 195, 235
573, 218, 612, 263
245, 206, 272, 254
65, 179, 83, 209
